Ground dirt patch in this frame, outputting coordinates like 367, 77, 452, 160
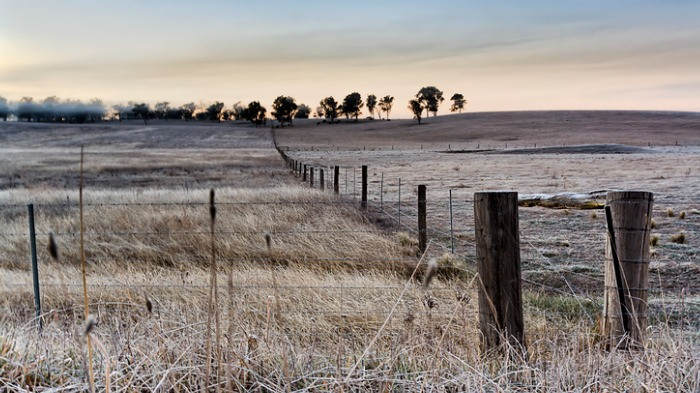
495, 144, 653, 155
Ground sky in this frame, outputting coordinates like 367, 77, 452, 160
1, 0, 699, 117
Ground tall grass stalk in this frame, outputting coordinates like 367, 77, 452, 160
79, 146, 96, 393
204, 189, 221, 390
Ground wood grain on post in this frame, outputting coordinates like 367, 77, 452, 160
603, 191, 653, 350
418, 185, 427, 253
334, 166, 340, 194
474, 191, 524, 353
361, 165, 368, 209
320, 169, 325, 191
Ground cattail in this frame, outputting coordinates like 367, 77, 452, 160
48, 232, 59, 261
264, 232, 272, 252
84, 316, 96, 337
145, 294, 153, 314
422, 258, 438, 289
209, 189, 216, 221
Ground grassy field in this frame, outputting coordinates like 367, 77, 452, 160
1, 114, 699, 391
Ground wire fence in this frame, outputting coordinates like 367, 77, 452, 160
1, 150, 698, 348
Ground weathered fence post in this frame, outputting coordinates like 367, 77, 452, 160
27, 204, 42, 332
310, 167, 314, 187
418, 185, 427, 253
449, 189, 454, 254
474, 191, 524, 353
398, 178, 402, 227
380, 172, 384, 210
303, 164, 307, 182
334, 166, 340, 194
603, 191, 653, 350
361, 165, 368, 209
320, 169, 325, 191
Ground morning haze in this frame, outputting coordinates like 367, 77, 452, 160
2, 0, 700, 114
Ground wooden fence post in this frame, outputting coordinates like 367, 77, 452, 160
320, 169, 325, 191
603, 191, 653, 350
418, 185, 427, 253
361, 165, 368, 209
27, 204, 42, 332
310, 167, 314, 187
303, 165, 307, 182
474, 191, 524, 353
334, 166, 339, 194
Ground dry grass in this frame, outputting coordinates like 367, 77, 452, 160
1, 119, 699, 391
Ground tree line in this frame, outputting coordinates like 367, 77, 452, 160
0, 87, 466, 125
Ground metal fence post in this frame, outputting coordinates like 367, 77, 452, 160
27, 203, 42, 332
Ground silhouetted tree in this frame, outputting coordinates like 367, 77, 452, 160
0, 96, 8, 121
416, 86, 444, 117
295, 104, 311, 119
132, 103, 151, 124
17, 97, 37, 122
271, 96, 298, 126
366, 94, 377, 119
154, 102, 170, 120
245, 101, 267, 126
378, 95, 394, 120
341, 92, 363, 120
181, 102, 196, 121
450, 93, 466, 113
408, 99, 424, 124
206, 102, 225, 122
231, 101, 246, 120
318, 96, 340, 123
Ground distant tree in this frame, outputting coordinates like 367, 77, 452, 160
231, 101, 246, 120
154, 102, 170, 120
408, 99, 424, 124
131, 103, 151, 124
450, 93, 466, 113
341, 92, 363, 120
206, 101, 225, 122
295, 104, 311, 119
17, 97, 37, 122
318, 96, 340, 123
0, 96, 8, 121
378, 95, 394, 120
416, 86, 444, 117
271, 95, 298, 126
365, 94, 377, 119
180, 102, 196, 121
245, 101, 267, 126
41, 96, 60, 122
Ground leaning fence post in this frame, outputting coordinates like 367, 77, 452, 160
320, 169, 325, 191
603, 191, 653, 350
474, 191, 524, 353
418, 185, 427, 253
361, 165, 368, 209
310, 167, 314, 187
27, 203, 42, 332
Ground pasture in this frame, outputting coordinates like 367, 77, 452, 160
1, 112, 699, 391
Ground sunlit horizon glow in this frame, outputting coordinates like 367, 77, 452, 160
1, 0, 699, 117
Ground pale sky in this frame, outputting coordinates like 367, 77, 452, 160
1, 0, 699, 117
